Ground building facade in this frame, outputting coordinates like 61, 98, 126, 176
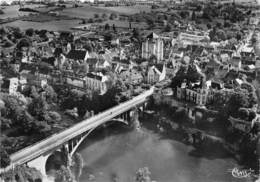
142, 32, 164, 62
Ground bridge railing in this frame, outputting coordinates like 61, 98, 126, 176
0, 87, 154, 173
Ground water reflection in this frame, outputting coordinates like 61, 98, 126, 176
76, 121, 249, 182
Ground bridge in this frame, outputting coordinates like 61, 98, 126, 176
0, 87, 154, 181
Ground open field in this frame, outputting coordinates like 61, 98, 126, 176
103, 20, 148, 29
0, 5, 39, 19
2, 19, 82, 31
58, 5, 117, 19
1, 4, 152, 31
95, 5, 152, 15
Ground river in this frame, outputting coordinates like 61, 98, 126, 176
75, 115, 252, 182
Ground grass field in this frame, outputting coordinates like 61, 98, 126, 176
3, 19, 82, 31
96, 5, 151, 15
58, 5, 116, 19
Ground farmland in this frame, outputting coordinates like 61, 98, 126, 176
95, 5, 152, 15
1, 4, 153, 31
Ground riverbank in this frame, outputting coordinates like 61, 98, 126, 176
145, 95, 259, 180
75, 112, 247, 182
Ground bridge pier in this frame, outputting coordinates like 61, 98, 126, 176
27, 154, 52, 182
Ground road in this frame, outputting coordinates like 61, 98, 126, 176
0, 87, 154, 173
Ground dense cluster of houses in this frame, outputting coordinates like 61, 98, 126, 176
1, 14, 260, 133
0, 27, 171, 97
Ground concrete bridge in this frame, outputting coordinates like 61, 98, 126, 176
0, 87, 154, 181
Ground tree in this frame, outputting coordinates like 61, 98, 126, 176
38, 29, 48, 39
43, 85, 57, 104
191, 11, 196, 20
135, 167, 153, 182
171, 66, 187, 89
212, 92, 227, 110
206, 23, 212, 30
88, 18, 94, 23
164, 24, 172, 32
216, 29, 227, 41
186, 64, 201, 83
223, 21, 231, 28
248, 111, 256, 121
94, 13, 99, 19
104, 32, 114, 42
251, 37, 257, 45
236, 32, 242, 41
16, 38, 30, 50
226, 93, 249, 117
238, 108, 249, 120
132, 28, 141, 40
112, 24, 116, 32
179, 11, 189, 19
102, 13, 107, 19
48, 111, 61, 122
109, 13, 117, 20
32, 121, 52, 137
0, 117, 12, 130
104, 23, 110, 30
54, 166, 73, 182
81, 19, 86, 24
25, 28, 34, 37
216, 22, 222, 28
146, 17, 155, 29
13, 28, 23, 39
3, 96, 25, 124
0, 146, 10, 168
28, 96, 49, 120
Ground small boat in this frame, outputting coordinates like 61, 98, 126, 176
144, 110, 155, 114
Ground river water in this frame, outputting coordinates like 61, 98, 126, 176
75, 116, 252, 182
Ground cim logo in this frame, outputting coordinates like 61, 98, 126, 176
229, 167, 256, 179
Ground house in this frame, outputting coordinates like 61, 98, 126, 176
229, 55, 242, 71
176, 80, 209, 106
119, 69, 143, 85
142, 32, 164, 62
96, 59, 110, 69
171, 49, 184, 59
86, 58, 99, 71
186, 87, 208, 106
10, 59, 21, 73
147, 64, 166, 84
1, 78, 19, 95
84, 72, 109, 94
176, 82, 187, 100
41, 57, 57, 67
240, 46, 256, 65
112, 57, 136, 71
86, 58, 110, 72
66, 50, 89, 63
65, 76, 85, 89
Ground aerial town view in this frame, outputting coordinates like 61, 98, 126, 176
0, 0, 260, 182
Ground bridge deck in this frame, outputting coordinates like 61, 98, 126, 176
0, 87, 154, 173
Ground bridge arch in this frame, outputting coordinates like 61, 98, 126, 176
69, 118, 130, 157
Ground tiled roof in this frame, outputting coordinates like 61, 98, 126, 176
42, 57, 56, 66
154, 64, 164, 73
54, 48, 63, 57
147, 32, 160, 39
86, 73, 103, 81
67, 50, 87, 60
86, 58, 98, 65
